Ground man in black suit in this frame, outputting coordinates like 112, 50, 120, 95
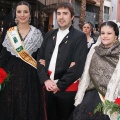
37, 2, 87, 120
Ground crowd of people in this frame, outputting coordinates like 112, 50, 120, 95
0, 1, 120, 120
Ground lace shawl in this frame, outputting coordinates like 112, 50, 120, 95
74, 37, 120, 107
2, 25, 43, 57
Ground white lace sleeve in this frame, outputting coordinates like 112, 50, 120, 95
2, 34, 18, 56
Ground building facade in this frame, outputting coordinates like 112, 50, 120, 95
73, 0, 99, 29
109, 0, 120, 22
0, 0, 106, 34
103, 0, 120, 22
38, 0, 102, 31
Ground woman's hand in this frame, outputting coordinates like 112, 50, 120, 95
39, 59, 45, 66
69, 62, 75, 68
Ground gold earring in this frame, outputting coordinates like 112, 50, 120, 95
15, 18, 18, 24
113, 37, 118, 44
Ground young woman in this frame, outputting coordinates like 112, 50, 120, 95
0, 1, 44, 120
69, 21, 120, 120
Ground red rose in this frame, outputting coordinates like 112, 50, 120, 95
114, 98, 120, 106
0, 68, 7, 84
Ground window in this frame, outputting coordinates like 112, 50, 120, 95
104, 6, 109, 14
105, 0, 111, 2
86, 4, 99, 14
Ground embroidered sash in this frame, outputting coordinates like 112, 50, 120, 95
7, 27, 37, 69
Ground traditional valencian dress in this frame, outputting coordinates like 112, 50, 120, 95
0, 25, 44, 120
69, 37, 120, 120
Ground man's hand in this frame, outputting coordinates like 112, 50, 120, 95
52, 85, 60, 94
44, 80, 60, 93
44, 80, 56, 91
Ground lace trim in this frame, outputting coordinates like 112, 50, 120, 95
2, 25, 43, 57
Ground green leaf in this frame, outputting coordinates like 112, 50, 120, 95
94, 100, 120, 116
94, 102, 104, 114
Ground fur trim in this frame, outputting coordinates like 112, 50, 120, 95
74, 37, 101, 106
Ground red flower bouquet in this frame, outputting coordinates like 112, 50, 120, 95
0, 68, 10, 91
114, 98, 120, 106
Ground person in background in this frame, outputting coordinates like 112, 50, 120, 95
69, 21, 120, 120
93, 27, 100, 40
37, 2, 87, 120
82, 22, 96, 52
0, 10, 14, 52
0, 1, 44, 120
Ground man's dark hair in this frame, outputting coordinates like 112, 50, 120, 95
56, 2, 74, 17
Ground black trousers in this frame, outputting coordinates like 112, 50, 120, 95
44, 89, 76, 120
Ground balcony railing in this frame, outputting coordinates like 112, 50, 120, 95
38, 0, 97, 6
38, 0, 70, 6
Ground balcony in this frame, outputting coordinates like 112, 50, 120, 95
38, 0, 70, 6
76, 0, 96, 4
38, 0, 96, 5
38, 0, 96, 13
38, 0, 70, 13
87, 0, 96, 4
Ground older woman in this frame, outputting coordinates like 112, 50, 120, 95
82, 22, 96, 52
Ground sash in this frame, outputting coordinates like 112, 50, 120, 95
48, 70, 79, 91
7, 27, 37, 69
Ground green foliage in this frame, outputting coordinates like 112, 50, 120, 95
94, 100, 120, 116
94, 101, 104, 114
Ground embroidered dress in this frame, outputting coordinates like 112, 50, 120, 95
0, 26, 44, 120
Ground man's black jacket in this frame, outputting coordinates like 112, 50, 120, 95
37, 26, 87, 91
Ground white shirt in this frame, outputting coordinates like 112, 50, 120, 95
48, 28, 69, 80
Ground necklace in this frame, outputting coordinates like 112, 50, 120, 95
17, 26, 31, 41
